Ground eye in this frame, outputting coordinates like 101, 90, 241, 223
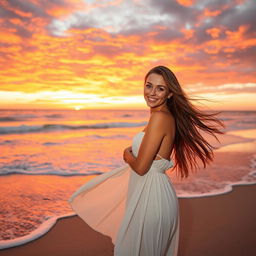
158, 87, 165, 91
145, 83, 152, 88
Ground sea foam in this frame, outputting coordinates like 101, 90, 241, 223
0, 121, 147, 134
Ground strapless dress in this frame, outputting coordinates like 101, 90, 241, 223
69, 131, 179, 255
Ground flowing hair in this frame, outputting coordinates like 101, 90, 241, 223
145, 66, 224, 178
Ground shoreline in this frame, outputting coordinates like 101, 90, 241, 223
0, 179, 255, 250
0, 183, 255, 256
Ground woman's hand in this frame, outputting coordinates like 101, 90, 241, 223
123, 146, 133, 163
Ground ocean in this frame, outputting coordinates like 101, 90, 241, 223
0, 109, 255, 248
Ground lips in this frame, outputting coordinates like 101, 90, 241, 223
147, 97, 158, 102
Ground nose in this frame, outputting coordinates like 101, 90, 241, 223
149, 87, 156, 95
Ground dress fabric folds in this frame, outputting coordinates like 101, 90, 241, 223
69, 131, 179, 256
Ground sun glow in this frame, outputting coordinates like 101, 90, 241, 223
74, 106, 81, 111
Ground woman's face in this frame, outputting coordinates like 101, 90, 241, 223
144, 73, 172, 109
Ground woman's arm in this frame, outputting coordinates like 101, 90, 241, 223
123, 111, 173, 176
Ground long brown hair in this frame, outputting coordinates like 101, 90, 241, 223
145, 66, 224, 178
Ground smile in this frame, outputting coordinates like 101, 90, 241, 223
148, 97, 158, 102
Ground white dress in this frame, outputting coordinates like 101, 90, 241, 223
69, 131, 179, 256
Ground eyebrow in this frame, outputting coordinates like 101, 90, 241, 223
146, 81, 167, 88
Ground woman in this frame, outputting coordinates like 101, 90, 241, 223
69, 66, 223, 255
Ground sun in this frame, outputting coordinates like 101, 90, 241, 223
74, 106, 81, 111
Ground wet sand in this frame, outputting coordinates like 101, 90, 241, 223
0, 183, 255, 256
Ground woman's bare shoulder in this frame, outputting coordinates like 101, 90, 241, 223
150, 111, 174, 124
148, 111, 175, 133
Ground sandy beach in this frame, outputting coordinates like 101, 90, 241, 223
0, 183, 255, 256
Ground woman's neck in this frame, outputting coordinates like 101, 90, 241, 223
150, 104, 169, 114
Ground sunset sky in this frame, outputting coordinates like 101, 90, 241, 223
0, 0, 255, 110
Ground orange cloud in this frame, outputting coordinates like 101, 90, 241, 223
203, 8, 221, 17
225, 25, 256, 49
176, 0, 195, 7
181, 28, 195, 39
206, 27, 222, 38
203, 25, 256, 55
